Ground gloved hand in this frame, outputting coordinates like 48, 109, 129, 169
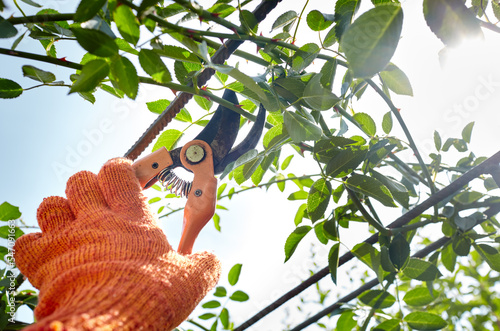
14, 158, 221, 330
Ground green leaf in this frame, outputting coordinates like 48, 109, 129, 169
0, 202, 21, 221
294, 203, 307, 226
199, 313, 216, 320
353, 112, 376, 136
352, 242, 382, 275
0, 17, 18, 39
114, 5, 140, 45
328, 243, 340, 284
370, 170, 409, 209
307, 10, 334, 31
434, 131, 442, 151
156, 45, 201, 64
152, 129, 182, 152
302, 73, 340, 110
326, 148, 367, 178
234, 154, 263, 185
194, 95, 213, 111
0, 78, 22, 99
281, 155, 294, 171
271, 10, 297, 32
228, 263, 242, 286
373, 319, 401, 331
229, 290, 249, 302
389, 233, 410, 270
284, 226, 312, 262
403, 258, 442, 281
263, 124, 289, 151
334, 0, 362, 39
323, 218, 338, 240
220, 308, 230, 329
148, 197, 161, 204
423, 0, 483, 46
70, 59, 109, 93
337, 310, 357, 330
202, 300, 221, 309
403, 287, 438, 306
0, 226, 23, 239
283, 110, 322, 144
139, 49, 171, 83
288, 190, 308, 200
71, 27, 118, 57
461, 122, 474, 143
381, 245, 396, 272
493, 1, 500, 21
239, 10, 258, 34
213, 286, 227, 297
292, 43, 320, 73
323, 26, 337, 47
22, 65, 56, 83
74, 0, 106, 22
340, 5, 403, 78
147, 99, 170, 114
382, 111, 393, 134
441, 243, 457, 272
307, 178, 332, 222
359, 289, 396, 309
379, 63, 413, 96
404, 312, 447, 330
110, 56, 139, 99
345, 174, 397, 207
474, 243, 500, 271
452, 235, 471, 256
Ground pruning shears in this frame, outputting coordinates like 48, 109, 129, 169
132, 90, 266, 255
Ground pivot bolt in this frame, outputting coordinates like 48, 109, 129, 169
186, 145, 205, 164
194, 189, 202, 197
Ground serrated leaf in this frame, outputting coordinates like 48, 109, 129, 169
340, 5, 403, 78
110, 56, 138, 99
423, 0, 483, 46
74, 0, 106, 22
337, 310, 357, 330
283, 110, 322, 144
228, 263, 242, 286
379, 63, 413, 96
328, 243, 340, 284
147, 99, 170, 114
70, 59, 109, 93
194, 95, 213, 111
403, 287, 438, 307
353, 112, 376, 136
389, 233, 410, 270
326, 148, 367, 178
404, 312, 447, 330
307, 178, 332, 222
307, 10, 334, 31
292, 43, 320, 73
0, 78, 23, 99
334, 0, 362, 39
71, 27, 118, 57
284, 226, 312, 262
382, 111, 393, 134
474, 243, 500, 271
115, 5, 140, 45
359, 289, 396, 309
402, 258, 442, 281
152, 129, 183, 152
263, 124, 289, 150
373, 319, 401, 331
234, 154, 263, 185
0, 202, 21, 221
271, 10, 297, 32
303, 73, 340, 110
139, 49, 171, 83
22, 65, 56, 83
346, 173, 397, 207
156, 45, 201, 63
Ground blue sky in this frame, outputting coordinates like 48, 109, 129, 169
2, 0, 500, 329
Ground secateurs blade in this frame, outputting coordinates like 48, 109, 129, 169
132, 89, 266, 255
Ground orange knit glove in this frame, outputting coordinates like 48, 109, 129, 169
14, 158, 221, 330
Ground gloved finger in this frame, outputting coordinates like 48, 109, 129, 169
37, 196, 75, 233
66, 170, 107, 217
13, 232, 43, 279
97, 158, 148, 216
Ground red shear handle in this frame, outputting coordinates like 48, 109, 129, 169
132, 147, 173, 189
178, 140, 218, 255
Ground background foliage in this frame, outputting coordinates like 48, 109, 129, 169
2, 0, 500, 330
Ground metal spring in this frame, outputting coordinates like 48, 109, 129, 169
157, 167, 192, 198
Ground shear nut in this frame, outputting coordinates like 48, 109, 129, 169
185, 145, 205, 164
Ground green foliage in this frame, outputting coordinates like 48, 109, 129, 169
3, 1, 500, 329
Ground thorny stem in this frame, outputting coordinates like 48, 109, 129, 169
345, 183, 389, 235
292, 0, 310, 45
8, 13, 74, 25
366, 79, 439, 217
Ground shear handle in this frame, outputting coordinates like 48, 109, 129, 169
132, 147, 173, 189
